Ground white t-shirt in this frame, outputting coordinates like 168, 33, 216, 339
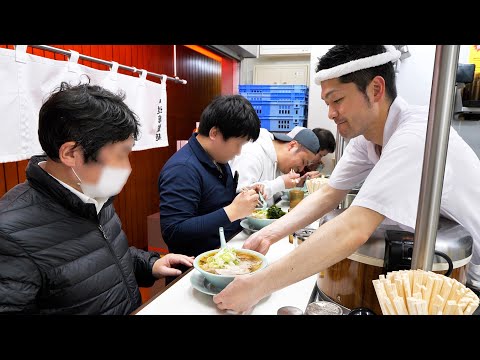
229, 128, 285, 202
329, 96, 480, 288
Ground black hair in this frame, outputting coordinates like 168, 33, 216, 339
38, 80, 140, 163
198, 95, 260, 141
313, 128, 336, 153
316, 45, 397, 103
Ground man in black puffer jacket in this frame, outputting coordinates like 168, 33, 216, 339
0, 81, 194, 314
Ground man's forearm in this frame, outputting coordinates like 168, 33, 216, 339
254, 206, 385, 297
260, 185, 348, 243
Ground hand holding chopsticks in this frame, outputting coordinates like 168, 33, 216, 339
283, 169, 301, 189
241, 183, 267, 208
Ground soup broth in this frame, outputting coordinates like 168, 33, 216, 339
199, 250, 263, 275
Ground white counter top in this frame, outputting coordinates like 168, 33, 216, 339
136, 210, 319, 315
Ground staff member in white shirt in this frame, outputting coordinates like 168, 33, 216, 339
213, 45, 480, 313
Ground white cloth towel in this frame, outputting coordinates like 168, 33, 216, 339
0, 46, 168, 163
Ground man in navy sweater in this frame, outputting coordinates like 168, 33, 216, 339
158, 95, 262, 260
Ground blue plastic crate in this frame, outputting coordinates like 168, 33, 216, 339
251, 101, 307, 117
260, 117, 306, 131
239, 84, 308, 93
241, 92, 308, 102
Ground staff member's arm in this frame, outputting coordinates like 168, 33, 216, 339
243, 184, 349, 254
214, 204, 385, 313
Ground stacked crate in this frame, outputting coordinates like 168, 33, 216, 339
239, 85, 308, 132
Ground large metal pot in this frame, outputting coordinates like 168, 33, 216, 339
316, 208, 473, 314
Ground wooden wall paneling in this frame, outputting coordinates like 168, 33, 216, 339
89, 45, 100, 70
104, 45, 113, 65
144, 47, 160, 247
131, 46, 138, 73
115, 45, 126, 76
52, 45, 64, 61
98, 45, 107, 67
17, 160, 28, 183
112, 46, 121, 73
0, 164, 6, 197
124, 45, 132, 68
80, 45, 92, 68
139, 150, 150, 248
4, 162, 19, 190
137, 45, 145, 77
141, 157, 149, 245
119, 45, 127, 72
31, 46, 44, 57
44, 47, 55, 60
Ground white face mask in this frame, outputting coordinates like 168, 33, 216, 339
72, 165, 131, 199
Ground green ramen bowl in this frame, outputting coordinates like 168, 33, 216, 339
193, 248, 268, 290
246, 207, 285, 230
245, 216, 276, 230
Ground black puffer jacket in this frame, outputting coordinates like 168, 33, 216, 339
0, 156, 159, 314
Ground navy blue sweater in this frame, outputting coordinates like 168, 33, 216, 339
158, 133, 241, 257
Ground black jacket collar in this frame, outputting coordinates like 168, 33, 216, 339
26, 155, 114, 222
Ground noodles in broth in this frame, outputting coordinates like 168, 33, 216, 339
199, 249, 263, 275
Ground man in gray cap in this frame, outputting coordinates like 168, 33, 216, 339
229, 127, 320, 203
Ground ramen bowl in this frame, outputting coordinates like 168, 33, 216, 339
193, 248, 268, 290
246, 207, 285, 230
245, 216, 277, 230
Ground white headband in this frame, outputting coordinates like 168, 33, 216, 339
314, 45, 401, 85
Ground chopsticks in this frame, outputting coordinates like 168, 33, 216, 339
372, 269, 480, 315
305, 176, 328, 194
242, 186, 267, 209
290, 169, 300, 185
258, 192, 268, 209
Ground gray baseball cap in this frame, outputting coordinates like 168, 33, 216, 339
272, 128, 320, 154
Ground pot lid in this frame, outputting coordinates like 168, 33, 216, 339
320, 209, 473, 266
